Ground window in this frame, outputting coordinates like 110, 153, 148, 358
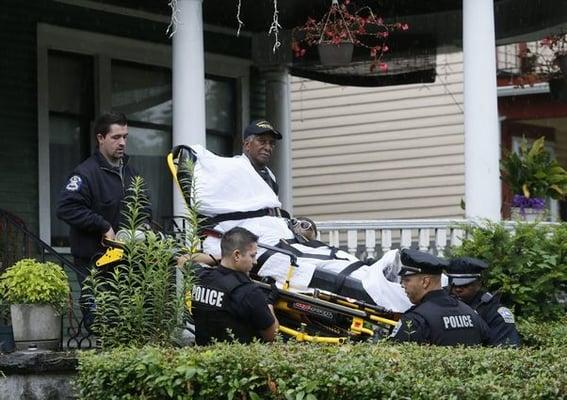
38, 25, 249, 246
111, 60, 173, 225
48, 51, 94, 246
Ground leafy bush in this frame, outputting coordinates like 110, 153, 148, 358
0, 258, 69, 310
77, 337, 567, 400
518, 317, 567, 348
500, 136, 567, 199
83, 176, 194, 348
448, 221, 567, 319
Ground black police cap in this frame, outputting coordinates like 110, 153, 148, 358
243, 119, 282, 140
399, 249, 447, 277
447, 257, 488, 286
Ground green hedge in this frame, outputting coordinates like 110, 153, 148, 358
77, 321, 567, 400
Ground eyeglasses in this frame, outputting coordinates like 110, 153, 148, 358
255, 137, 277, 148
291, 218, 312, 231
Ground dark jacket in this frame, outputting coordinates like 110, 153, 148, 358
390, 289, 490, 346
469, 291, 521, 347
192, 265, 275, 345
56, 150, 143, 260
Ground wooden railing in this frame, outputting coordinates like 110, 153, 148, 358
314, 219, 558, 259
315, 219, 466, 259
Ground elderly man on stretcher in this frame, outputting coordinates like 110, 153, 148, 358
170, 143, 412, 314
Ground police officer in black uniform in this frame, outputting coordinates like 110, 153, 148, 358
447, 257, 520, 347
390, 249, 489, 346
191, 227, 279, 345
241, 119, 282, 195
57, 111, 149, 281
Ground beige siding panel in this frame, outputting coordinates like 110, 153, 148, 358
295, 175, 463, 197
293, 125, 463, 149
294, 134, 463, 159
294, 165, 465, 187
298, 195, 464, 216
290, 52, 465, 220
295, 185, 463, 207
292, 114, 463, 140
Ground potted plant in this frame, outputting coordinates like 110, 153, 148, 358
292, 0, 408, 68
500, 136, 567, 221
0, 258, 70, 350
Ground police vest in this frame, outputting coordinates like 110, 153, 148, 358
191, 266, 259, 345
412, 290, 485, 346
471, 291, 520, 347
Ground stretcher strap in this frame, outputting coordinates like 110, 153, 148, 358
333, 261, 365, 294
201, 208, 288, 227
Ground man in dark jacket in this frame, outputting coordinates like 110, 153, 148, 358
447, 257, 520, 347
56, 111, 148, 282
390, 249, 490, 346
191, 227, 279, 345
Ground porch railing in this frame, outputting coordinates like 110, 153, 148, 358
315, 219, 558, 259
315, 219, 467, 259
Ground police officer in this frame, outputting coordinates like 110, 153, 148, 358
390, 249, 489, 346
240, 119, 282, 195
191, 227, 279, 345
56, 111, 149, 281
447, 257, 520, 347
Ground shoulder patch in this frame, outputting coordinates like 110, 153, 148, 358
65, 175, 82, 192
497, 307, 515, 323
389, 320, 402, 337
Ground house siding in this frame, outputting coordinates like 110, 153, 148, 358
291, 52, 466, 220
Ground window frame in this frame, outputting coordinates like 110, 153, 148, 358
37, 23, 250, 249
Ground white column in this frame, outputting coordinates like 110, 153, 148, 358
172, 0, 206, 218
265, 67, 293, 213
463, 0, 501, 221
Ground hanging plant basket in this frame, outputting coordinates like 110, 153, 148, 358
317, 42, 354, 66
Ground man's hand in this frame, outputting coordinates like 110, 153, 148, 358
266, 281, 279, 305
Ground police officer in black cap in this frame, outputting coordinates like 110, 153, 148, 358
191, 226, 279, 345
241, 119, 282, 195
390, 249, 489, 346
447, 257, 520, 347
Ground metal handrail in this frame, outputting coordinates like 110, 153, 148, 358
0, 208, 79, 275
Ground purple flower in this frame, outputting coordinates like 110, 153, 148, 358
512, 195, 546, 214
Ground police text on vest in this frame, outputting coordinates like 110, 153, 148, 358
192, 286, 224, 307
442, 315, 474, 329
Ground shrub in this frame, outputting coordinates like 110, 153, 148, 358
448, 221, 567, 319
83, 176, 194, 348
76, 337, 567, 400
0, 258, 69, 310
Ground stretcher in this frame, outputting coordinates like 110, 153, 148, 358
163, 145, 405, 342
167, 145, 412, 312
96, 236, 400, 343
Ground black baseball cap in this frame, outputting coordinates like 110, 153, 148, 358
447, 257, 488, 286
399, 249, 447, 277
243, 119, 282, 140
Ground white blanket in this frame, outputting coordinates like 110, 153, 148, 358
191, 145, 412, 312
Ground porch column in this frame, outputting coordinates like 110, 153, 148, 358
172, 0, 206, 218
463, 0, 501, 221
265, 67, 293, 213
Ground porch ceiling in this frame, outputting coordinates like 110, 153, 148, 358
99, 0, 567, 86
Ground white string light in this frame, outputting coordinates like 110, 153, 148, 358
236, 0, 244, 37
166, 0, 180, 38
268, 0, 282, 53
